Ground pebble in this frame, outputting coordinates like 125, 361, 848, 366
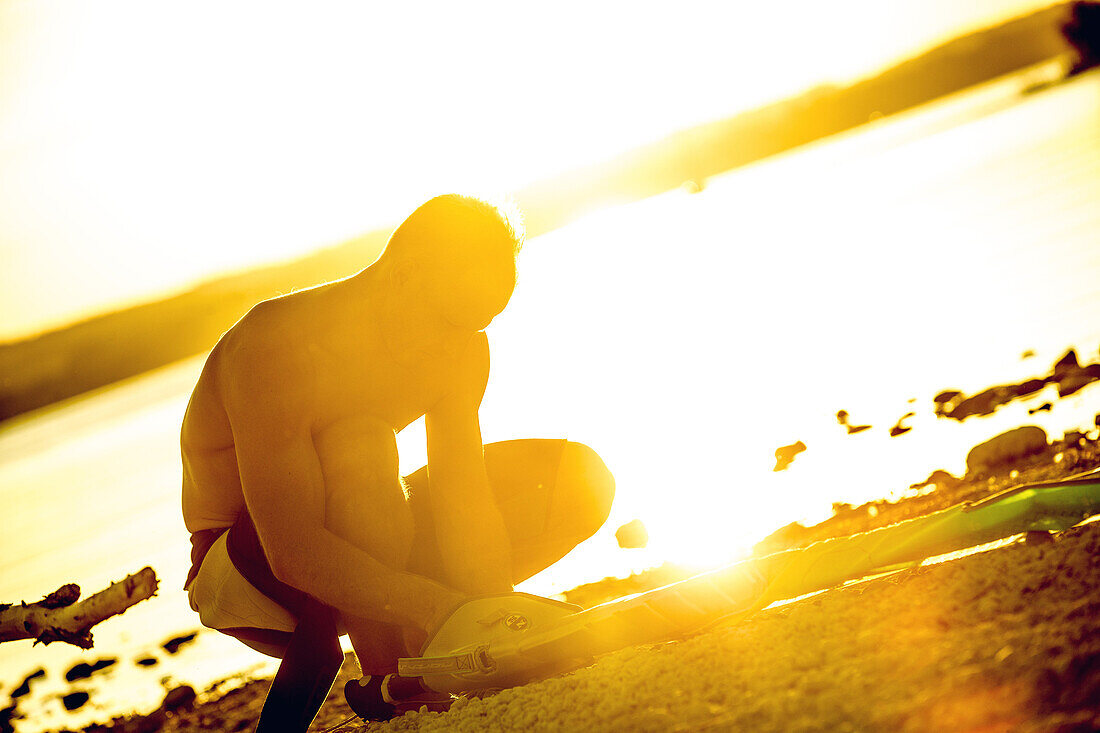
65, 658, 116, 682
161, 632, 197, 655
615, 519, 649, 549
162, 685, 196, 712
62, 692, 89, 711
10, 669, 44, 699
773, 440, 807, 471
965, 426, 1048, 476
889, 412, 914, 437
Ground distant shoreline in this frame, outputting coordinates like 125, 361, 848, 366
0, 2, 1077, 423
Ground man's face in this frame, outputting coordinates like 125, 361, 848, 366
384, 253, 515, 364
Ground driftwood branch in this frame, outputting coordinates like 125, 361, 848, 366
0, 567, 159, 648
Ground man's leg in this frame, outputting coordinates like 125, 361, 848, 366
317, 420, 419, 677
253, 598, 341, 732
340, 615, 409, 675
223, 513, 344, 732
336, 439, 613, 721
405, 439, 616, 587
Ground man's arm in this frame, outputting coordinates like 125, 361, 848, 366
224, 335, 463, 632
424, 332, 514, 594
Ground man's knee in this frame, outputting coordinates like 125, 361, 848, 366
326, 482, 414, 570
558, 441, 615, 539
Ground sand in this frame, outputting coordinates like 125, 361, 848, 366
70, 433, 1100, 733
367, 522, 1100, 733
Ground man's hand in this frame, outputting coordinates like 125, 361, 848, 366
407, 581, 467, 637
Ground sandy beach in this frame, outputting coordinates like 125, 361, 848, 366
53, 425, 1100, 733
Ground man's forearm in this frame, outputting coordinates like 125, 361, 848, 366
276, 526, 463, 632
429, 476, 514, 594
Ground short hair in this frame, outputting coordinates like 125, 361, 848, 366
380, 194, 525, 269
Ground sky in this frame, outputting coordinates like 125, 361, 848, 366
0, 0, 1055, 340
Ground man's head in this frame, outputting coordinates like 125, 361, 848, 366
374, 194, 525, 361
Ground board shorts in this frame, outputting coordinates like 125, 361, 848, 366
185, 438, 582, 657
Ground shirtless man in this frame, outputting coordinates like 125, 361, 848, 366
181, 195, 615, 728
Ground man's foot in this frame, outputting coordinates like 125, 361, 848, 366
343, 676, 453, 721
343, 677, 395, 721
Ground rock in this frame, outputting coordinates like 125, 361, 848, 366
93, 658, 117, 673
161, 632, 197, 654
773, 440, 806, 471
836, 410, 871, 434
831, 502, 854, 516
1062, 430, 1087, 447
933, 350, 1100, 421
65, 663, 94, 682
933, 390, 962, 404
965, 426, 1049, 476
754, 521, 811, 555
909, 469, 961, 491
1, 704, 17, 733
889, 412, 915, 437
10, 669, 44, 699
1013, 378, 1047, 397
946, 385, 1016, 420
135, 657, 159, 667
1052, 349, 1080, 379
1057, 372, 1097, 398
65, 658, 116, 682
162, 685, 196, 712
942, 373, 1065, 420
1029, 402, 1053, 415
61, 692, 89, 711
1047, 349, 1100, 397
615, 519, 649, 549
1021, 349, 1036, 359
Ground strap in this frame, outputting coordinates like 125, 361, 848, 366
398, 646, 494, 677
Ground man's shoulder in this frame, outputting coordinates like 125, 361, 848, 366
213, 299, 317, 394
219, 298, 296, 356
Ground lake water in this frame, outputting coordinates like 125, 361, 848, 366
2, 65, 1100, 731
